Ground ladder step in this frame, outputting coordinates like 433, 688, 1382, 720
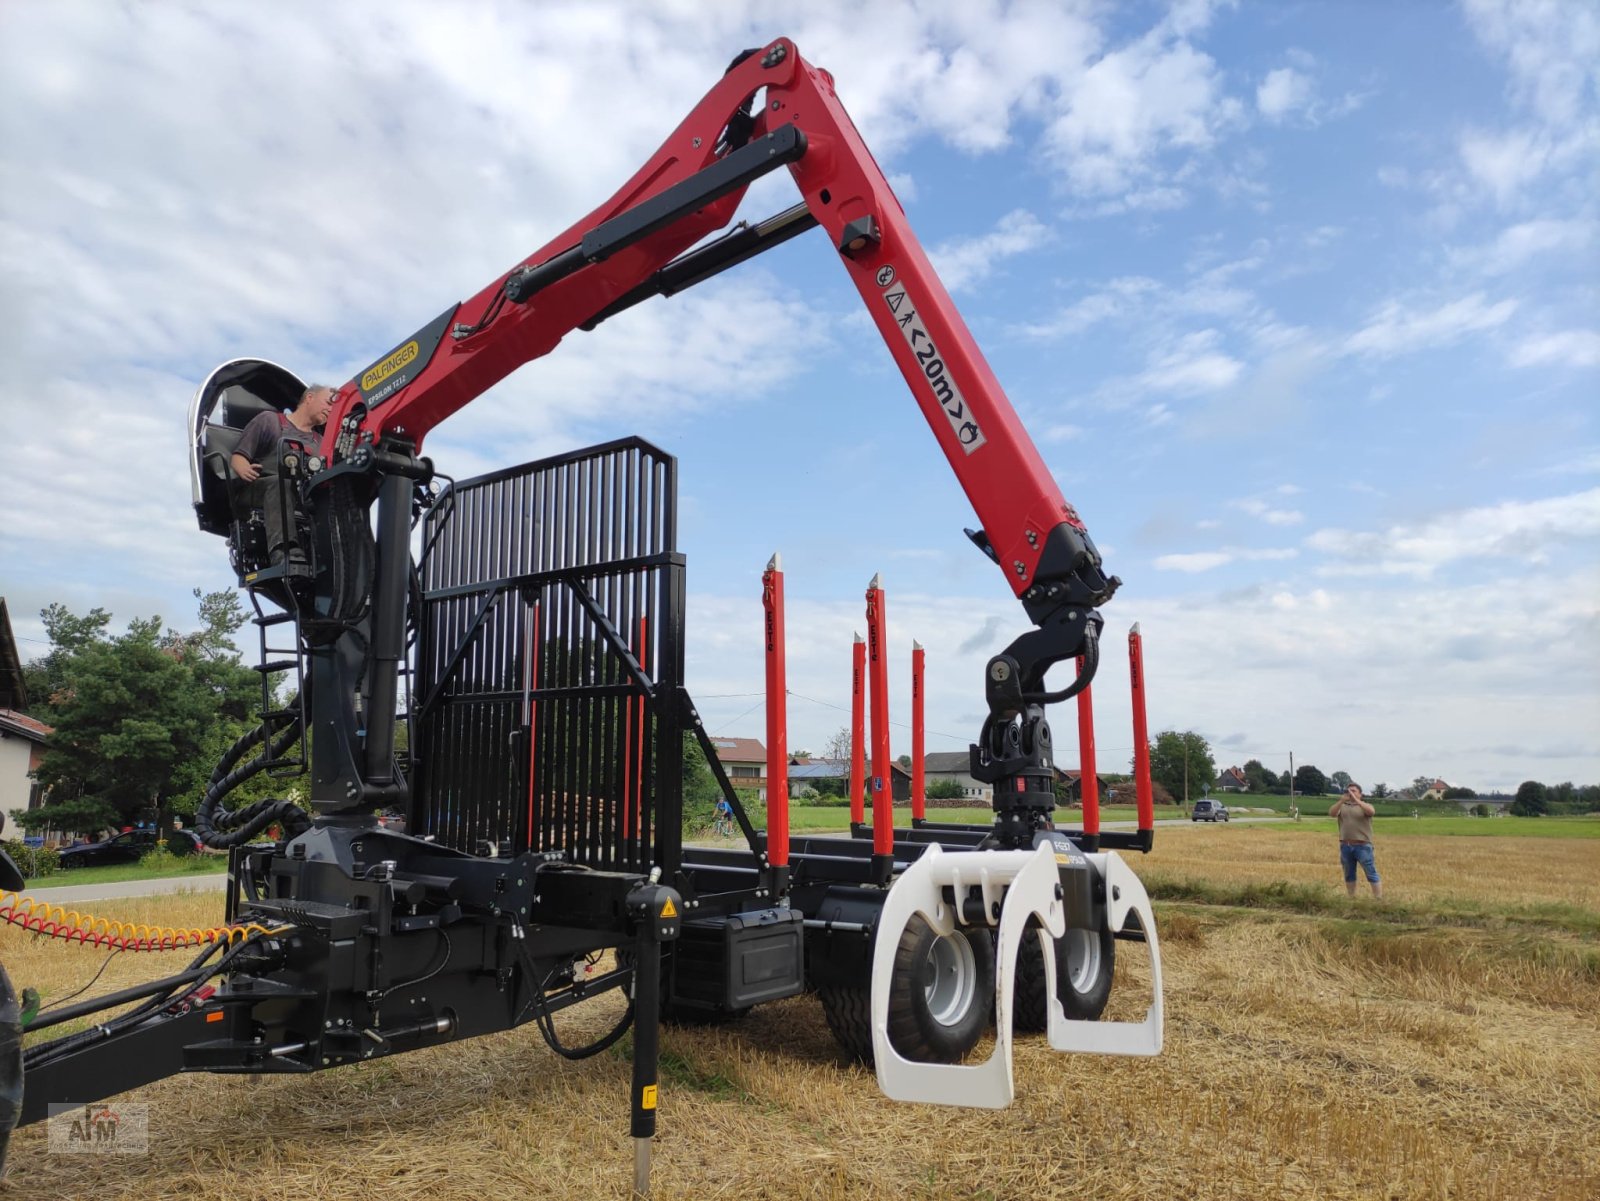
254, 612, 297, 627
254, 659, 301, 674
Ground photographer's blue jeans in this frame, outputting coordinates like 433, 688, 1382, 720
1340, 842, 1379, 883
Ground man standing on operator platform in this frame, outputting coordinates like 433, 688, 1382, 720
1330, 784, 1382, 898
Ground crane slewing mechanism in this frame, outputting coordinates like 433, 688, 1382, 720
0, 39, 1162, 1188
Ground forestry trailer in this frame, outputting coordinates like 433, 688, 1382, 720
0, 39, 1163, 1193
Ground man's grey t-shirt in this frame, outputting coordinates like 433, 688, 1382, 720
234, 411, 321, 470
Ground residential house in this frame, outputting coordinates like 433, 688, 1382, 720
922, 750, 990, 803
0, 598, 25, 710
787, 756, 910, 802
707, 736, 767, 799
1418, 778, 1449, 802
1214, 765, 1249, 793
1056, 769, 1112, 805
0, 599, 49, 824
0, 709, 51, 821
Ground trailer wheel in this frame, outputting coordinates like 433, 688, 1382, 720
1011, 918, 1115, 1031
886, 914, 994, 1063
817, 983, 873, 1062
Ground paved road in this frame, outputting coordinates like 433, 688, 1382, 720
18, 873, 228, 905
19, 815, 1291, 905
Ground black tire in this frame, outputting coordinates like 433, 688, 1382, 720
817, 983, 874, 1062
1012, 918, 1115, 1030
886, 914, 993, 1063
818, 915, 994, 1064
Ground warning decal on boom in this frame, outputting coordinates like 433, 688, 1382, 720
882, 271, 986, 454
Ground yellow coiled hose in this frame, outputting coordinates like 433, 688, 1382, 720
0, 889, 285, 951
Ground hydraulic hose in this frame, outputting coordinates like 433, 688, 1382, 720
195, 709, 311, 849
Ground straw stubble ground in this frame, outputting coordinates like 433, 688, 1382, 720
4, 825, 1596, 1200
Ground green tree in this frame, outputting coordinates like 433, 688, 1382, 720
1145, 731, 1215, 804
1442, 785, 1476, 800
20, 603, 111, 717
681, 732, 724, 831
21, 592, 257, 834
1294, 764, 1330, 796
1329, 770, 1354, 793
925, 778, 968, 800
1510, 780, 1548, 816
1371, 782, 1390, 798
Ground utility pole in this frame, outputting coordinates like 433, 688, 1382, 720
1184, 739, 1189, 806
1289, 751, 1295, 805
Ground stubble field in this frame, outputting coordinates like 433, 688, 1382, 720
4, 822, 1596, 1200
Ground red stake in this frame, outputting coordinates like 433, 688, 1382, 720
850, 633, 866, 825
1129, 624, 1154, 835
1076, 654, 1099, 841
865, 574, 894, 856
911, 641, 926, 822
762, 555, 789, 867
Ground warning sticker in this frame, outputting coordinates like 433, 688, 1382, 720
641, 1085, 658, 1110
659, 897, 677, 919
881, 273, 986, 454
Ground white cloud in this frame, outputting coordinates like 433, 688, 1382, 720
1461, 0, 1600, 127
1139, 330, 1243, 394
1256, 67, 1313, 121
1454, 2, 1600, 208
1457, 217, 1596, 274
1306, 488, 1600, 577
1153, 546, 1298, 572
1045, 13, 1241, 197
1344, 292, 1517, 357
1458, 127, 1556, 205
930, 209, 1051, 292
1509, 330, 1600, 369
1232, 497, 1304, 526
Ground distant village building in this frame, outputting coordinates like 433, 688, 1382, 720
0, 598, 50, 820
921, 750, 991, 803
1214, 766, 1249, 793
0, 710, 50, 818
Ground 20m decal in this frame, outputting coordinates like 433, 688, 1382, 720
881, 272, 985, 454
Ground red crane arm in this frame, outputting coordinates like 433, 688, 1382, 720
326, 38, 1114, 630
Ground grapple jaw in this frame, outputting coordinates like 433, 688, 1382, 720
869, 843, 1163, 1108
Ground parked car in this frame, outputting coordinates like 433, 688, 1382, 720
1190, 798, 1230, 823
57, 828, 203, 869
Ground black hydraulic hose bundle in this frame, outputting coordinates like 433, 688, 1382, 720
195, 709, 312, 849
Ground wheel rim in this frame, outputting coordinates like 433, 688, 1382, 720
922, 931, 978, 1026
1062, 927, 1102, 994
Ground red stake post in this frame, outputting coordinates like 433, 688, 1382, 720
864, 575, 894, 857
1075, 653, 1099, 846
1129, 623, 1155, 836
762, 554, 789, 867
911, 641, 926, 822
850, 633, 866, 826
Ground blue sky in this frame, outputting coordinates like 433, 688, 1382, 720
1, 0, 1595, 795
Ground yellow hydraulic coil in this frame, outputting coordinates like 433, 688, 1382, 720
0, 890, 285, 951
